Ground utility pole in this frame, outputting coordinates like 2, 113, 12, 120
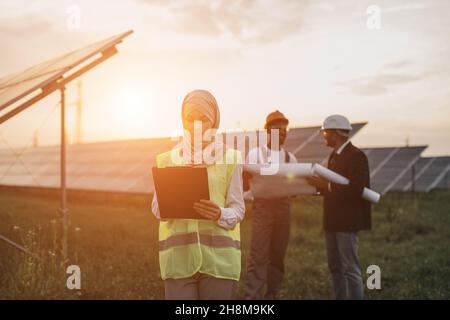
75, 78, 83, 144
33, 131, 39, 147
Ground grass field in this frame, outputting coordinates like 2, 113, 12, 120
0, 187, 449, 299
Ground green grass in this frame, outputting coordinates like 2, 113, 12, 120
0, 187, 449, 299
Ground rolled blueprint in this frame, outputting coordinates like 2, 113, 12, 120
312, 164, 381, 204
244, 163, 315, 198
244, 163, 313, 177
248, 175, 316, 198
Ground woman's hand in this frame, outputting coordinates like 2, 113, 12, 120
193, 199, 221, 220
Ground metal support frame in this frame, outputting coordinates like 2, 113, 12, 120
60, 87, 68, 260
0, 30, 132, 256
0, 234, 35, 257
0, 48, 118, 258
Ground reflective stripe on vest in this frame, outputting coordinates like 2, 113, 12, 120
156, 148, 242, 281
159, 232, 241, 251
159, 232, 198, 250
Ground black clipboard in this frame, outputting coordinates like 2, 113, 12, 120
152, 166, 210, 219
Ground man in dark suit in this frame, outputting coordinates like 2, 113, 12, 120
307, 115, 371, 300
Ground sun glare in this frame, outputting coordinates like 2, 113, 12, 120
114, 86, 153, 123
101, 84, 158, 139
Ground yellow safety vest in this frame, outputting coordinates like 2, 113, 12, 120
156, 147, 242, 281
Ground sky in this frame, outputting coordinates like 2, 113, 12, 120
0, 0, 449, 156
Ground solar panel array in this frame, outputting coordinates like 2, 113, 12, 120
0, 123, 447, 195
0, 137, 176, 194
0, 124, 364, 194
0, 30, 446, 197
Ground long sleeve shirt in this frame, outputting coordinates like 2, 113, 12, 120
151, 163, 245, 230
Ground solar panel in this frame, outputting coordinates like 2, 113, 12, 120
396, 157, 435, 192
435, 168, 450, 189
363, 146, 427, 194
412, 156, 450, 192
0, 30, 133, 124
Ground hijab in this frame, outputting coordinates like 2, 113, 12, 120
180, 90, 224, 165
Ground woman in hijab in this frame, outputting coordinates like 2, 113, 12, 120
151, 90, 245, 300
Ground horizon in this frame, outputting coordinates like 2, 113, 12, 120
0, 121, 434, 155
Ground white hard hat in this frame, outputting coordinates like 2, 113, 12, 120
321, 115, 352, 131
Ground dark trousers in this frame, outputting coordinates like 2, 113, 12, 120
245, 198, 291, 299
325, 232, 363, 300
